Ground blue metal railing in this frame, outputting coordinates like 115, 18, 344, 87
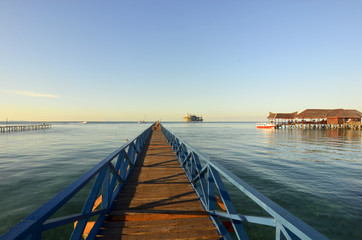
0, 123, 154, 240
161, 124, 328, 240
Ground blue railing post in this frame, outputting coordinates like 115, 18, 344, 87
32, 226, 41, 240
207, 165, 216, 211
109, 151, 124, 196
127, 142, 135, 166
70, 167, 107, 240
209, 165, 249, 240
120, 150, 129, 182
102, 166, 110, 209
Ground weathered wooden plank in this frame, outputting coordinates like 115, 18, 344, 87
112, 198, 202, 210
102, 216, 213, 228
97, 228, 219, 239
97, 235, 220, 240
98, 223, 218, 235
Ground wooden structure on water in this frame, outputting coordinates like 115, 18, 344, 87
268, 108, 362, 130
97, 124, 220, 239
276, 122, 362, 130
0, 124, 51, 133
296, 109, 362, 125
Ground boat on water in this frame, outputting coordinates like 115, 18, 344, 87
82, 121, 87, 124
138, 114, 147, 124
184, 113, 203, 122
257, 123, 275, 129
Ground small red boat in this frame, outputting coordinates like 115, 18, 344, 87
256, 123, 276, 129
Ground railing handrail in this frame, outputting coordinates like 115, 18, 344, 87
160, 123, 329, 240
0, 123, 155, 240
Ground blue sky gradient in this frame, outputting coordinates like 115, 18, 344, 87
1, 1, 362, 121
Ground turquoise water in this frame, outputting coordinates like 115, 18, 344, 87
0, 122, 361, 239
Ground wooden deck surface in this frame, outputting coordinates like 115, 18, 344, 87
96, 127, 221, 240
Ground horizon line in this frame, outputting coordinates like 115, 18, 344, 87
0, 120, 262, 123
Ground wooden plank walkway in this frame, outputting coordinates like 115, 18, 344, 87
96, 126, 221, 240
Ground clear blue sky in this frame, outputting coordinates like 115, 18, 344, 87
1, 0, 361, 121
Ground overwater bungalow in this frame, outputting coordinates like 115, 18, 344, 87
267, 111, 298, 124
296, 109, 362, 124
266, 109, 362, 129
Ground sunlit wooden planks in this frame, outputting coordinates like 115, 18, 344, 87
97, 128, 221, 240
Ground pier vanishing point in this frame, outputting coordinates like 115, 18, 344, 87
0, 122, 328, 240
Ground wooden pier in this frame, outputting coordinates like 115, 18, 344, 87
0, 124, 51, 133
97, 125, 221, 239
276, 122, 362, 130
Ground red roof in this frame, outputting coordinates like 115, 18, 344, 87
267, 112, 298, 119
296, 109, 362, 119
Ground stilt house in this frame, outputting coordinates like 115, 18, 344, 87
296, 109, 362, 124
267, 112, 298, 124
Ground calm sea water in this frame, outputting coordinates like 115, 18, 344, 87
0, 122, 361, 239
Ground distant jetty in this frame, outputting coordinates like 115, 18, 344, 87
267, 109, 362, 130
0, 124, 51, 133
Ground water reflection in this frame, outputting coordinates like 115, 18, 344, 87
172, 123, 362, 240
262, 129, 362, 157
